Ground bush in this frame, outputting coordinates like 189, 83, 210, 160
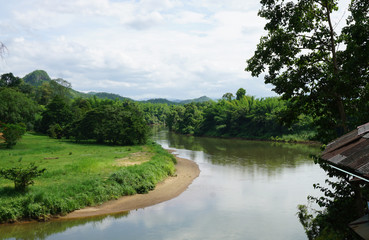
48, 123, 63, 139
0, 162, 46, 191
1, 123, 26, 148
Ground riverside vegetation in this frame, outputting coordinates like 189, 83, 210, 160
0, 133, 176, 223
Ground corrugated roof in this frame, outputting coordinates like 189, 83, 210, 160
321, 122, 369, 179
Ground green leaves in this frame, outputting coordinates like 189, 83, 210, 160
0, 88, 39, 126
246, 0, 369, 142
0, 162, 46, 191
1, 123, 26, 148
70, 101, 149, 145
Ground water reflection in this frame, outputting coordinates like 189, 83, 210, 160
0, 212, 129, 240
155, 129, 319, 177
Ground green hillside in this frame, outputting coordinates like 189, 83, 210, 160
23, 70, 51, 86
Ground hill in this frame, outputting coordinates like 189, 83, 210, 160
141, 98, 177, 105
23, 70, 51, 86
179, 96, 212, 104
87, 92, 132, 101
142, 96, 213, 105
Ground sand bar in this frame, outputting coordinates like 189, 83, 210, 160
61, 152, 200, 219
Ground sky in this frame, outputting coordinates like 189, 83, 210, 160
0, 0, 350, 100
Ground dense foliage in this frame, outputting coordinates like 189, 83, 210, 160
166, 90, 314, 141
246, 0, 369, 143
0, 71, 150, 146
1, 123, 26, 148
0, 88, 39, 129
69, 101, 149, 145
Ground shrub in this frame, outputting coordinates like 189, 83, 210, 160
48, 123, 63, 139
1, 123, 26, 148
0, 162, 46, 191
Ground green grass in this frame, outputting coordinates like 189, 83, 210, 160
0, 133, 176, 223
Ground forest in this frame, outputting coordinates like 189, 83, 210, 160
0, 69, 317, 149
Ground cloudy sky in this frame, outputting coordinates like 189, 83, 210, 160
0, 0, 349, 100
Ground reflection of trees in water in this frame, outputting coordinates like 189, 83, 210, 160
163, 130, 319, 173
0, 212, 129, 240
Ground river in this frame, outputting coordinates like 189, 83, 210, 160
0, 129, 328, 240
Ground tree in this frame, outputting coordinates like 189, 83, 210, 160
236, 88, 246, 101
1, 123, 26, 148
246, 0, 369, 142
0, 88, 39, 127
35, 79, 72, 105
70, 101, 149, 145
222, 92, 234, 101
39, 96, 72, 134
0, 73, 21, 88
50, 78, 72, 100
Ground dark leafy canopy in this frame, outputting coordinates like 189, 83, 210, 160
0, 88, 39, 127
1, 123, 26, 148
166, 89, 314, 140
70, 101, 149, 145
246, 0, 369, 143
0, 73, 21, 88
38, 96, 73, 134
236, 88, 246, 100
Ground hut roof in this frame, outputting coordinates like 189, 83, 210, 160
321, 122, 369, 180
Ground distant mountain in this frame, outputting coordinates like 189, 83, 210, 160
86, 92, 132, 101
142, 96, 213, 105
21, 70, 213, 104
141, 98, 177, 104
23, 70, 51, 86
180, 96, 212, 104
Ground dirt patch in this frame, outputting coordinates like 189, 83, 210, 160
114, 151, 154, 167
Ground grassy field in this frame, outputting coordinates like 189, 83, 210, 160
0, 133, 176, 223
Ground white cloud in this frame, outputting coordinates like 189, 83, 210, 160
0, 0, 278, 99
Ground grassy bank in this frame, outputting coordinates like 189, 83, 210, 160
0, 133, 176, 223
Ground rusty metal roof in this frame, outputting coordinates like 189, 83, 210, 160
321, 122, 369, 180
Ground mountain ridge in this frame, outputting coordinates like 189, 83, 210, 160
21, 70, 213, 104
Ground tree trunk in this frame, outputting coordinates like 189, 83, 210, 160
351, 181, 366, 217
325, 1, 349, 134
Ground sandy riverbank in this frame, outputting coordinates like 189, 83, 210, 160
61, 152, 200, 219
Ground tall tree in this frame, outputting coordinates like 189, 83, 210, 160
39, 96, 72, 133
236, 88, 246, 101
0, 88, 38, 127
246, 0, 369, 142
0, 73, 21, 88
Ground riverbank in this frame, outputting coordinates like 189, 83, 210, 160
61, 153, 200, 219
0, 134, 189, 223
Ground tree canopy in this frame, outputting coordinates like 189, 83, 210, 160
0, 88, 39, 127
246, 0, 369, 143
